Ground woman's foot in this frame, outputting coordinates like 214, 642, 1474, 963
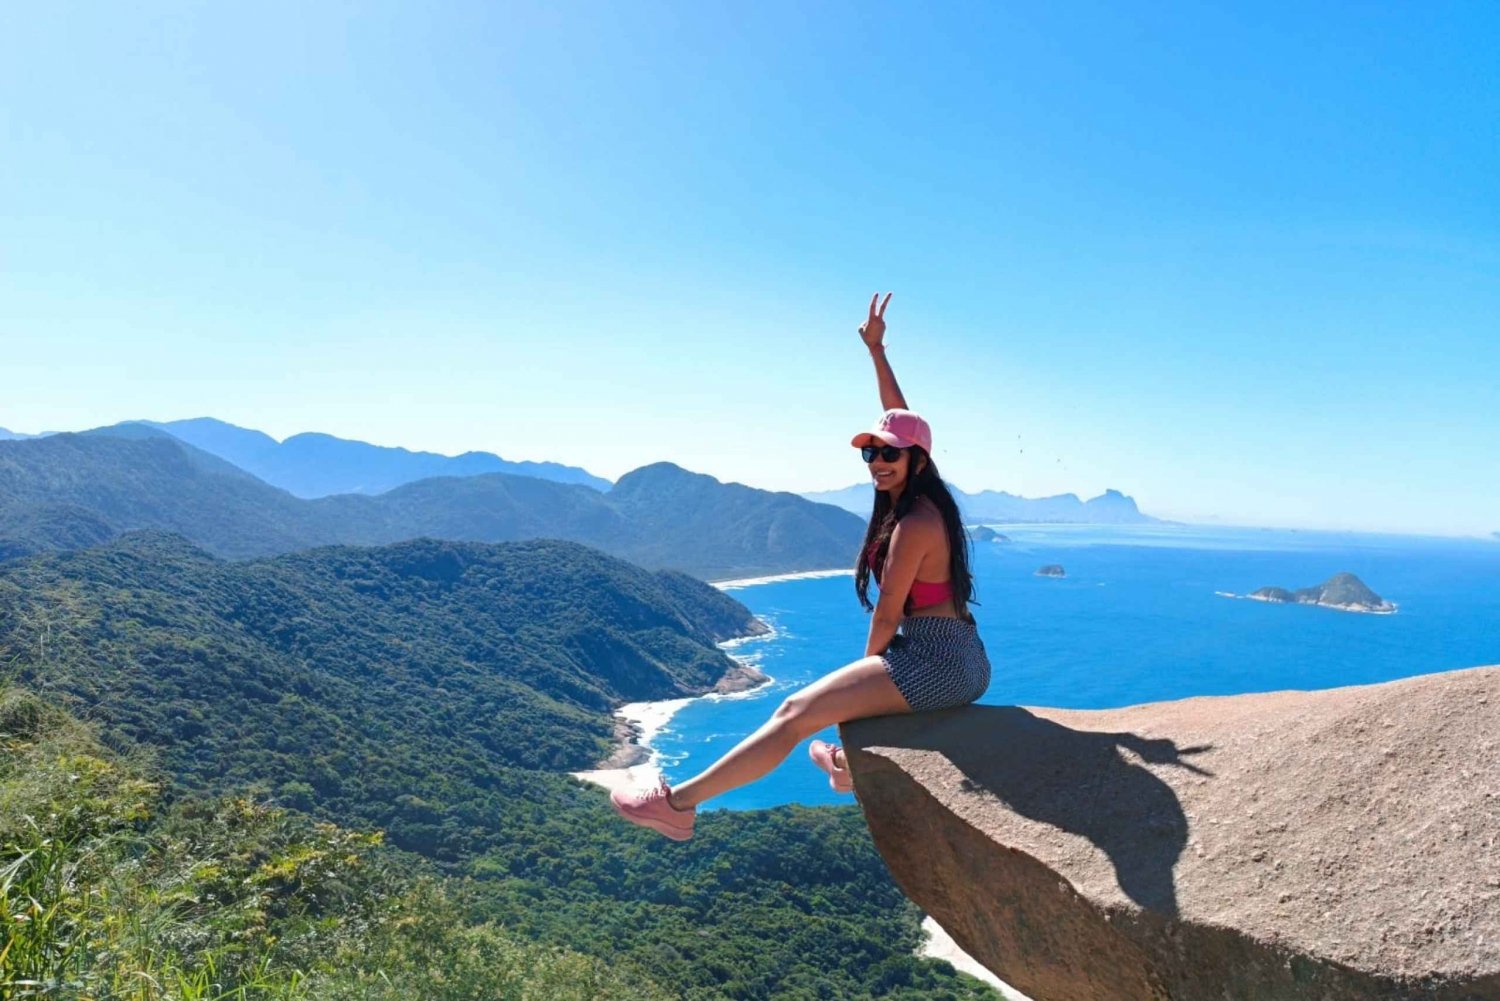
610, 773, 695, 840
809, 739, 854, 793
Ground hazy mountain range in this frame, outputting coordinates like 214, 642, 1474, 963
802, 483, 1160, 525
3, 418, 609, 494
0, 430, 863, 580
140, 417, 612, 495
2, 416, 1163, 579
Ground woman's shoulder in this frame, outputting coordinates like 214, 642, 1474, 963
910, 494, 945, 523
897, 497, 945, 536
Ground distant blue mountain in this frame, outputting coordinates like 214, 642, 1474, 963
801, 483, 1160, 525
0, 427, 39, 440
1, 434, 859, 579
82, 417, 612, 497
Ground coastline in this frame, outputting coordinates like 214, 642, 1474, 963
712, 567, 854, 590
569, 617, 782, 794
569, 694, 700, 792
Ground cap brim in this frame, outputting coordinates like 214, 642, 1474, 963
851, 430, 918, 449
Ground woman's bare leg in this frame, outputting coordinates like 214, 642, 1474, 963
668, 655, 912, 810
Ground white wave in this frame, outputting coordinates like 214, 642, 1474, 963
570, 627, 782, 793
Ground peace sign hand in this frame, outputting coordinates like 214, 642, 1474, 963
858, 292, 893, 349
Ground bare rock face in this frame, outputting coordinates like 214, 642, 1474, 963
841, 666, 1500, 1001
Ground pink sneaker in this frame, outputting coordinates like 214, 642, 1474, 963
809, 739, 854, 793
610, 774, 695, 841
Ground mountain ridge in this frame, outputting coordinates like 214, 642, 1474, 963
803, 482, 1160, 525
0, 433, 863, 579
135, 417, 614, 496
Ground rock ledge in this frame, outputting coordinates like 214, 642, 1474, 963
842, 666, 1499, 1001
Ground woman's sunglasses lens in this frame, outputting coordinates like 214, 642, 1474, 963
861, 445, 903, 462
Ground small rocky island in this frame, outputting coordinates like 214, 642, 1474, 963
1035, 564, 1066, 578
1247, 572, 1395, 614
966, 526, 1009, 543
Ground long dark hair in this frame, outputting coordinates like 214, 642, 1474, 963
854, 446, 977, 619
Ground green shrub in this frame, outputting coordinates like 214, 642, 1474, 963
0, 689, 673, 1001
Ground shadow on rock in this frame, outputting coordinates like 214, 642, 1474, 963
896, 705, 1213, 917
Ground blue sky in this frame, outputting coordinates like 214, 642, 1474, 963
3, 2, 1496, 535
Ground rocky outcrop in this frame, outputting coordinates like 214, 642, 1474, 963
1036, 564, 1065, 578
713, 661, 770, 694
841, 666, 1499, 1001
1248, 572, 1396, 614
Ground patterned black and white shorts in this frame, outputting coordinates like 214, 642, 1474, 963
880, 615, 992, 712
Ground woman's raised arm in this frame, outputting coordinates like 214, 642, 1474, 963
858, 292, 909, 412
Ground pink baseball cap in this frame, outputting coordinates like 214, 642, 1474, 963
851, 408, 933, 453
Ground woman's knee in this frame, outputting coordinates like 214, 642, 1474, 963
771, 694, 808, 724
770, 662, 907, 734
770, 695, 828, 740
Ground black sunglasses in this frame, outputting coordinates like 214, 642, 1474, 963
860, 444, 906, 463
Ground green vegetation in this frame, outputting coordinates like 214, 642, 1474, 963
0, 533, 755, 858
1, 687, 995, 999
0, 686, 675, 1000
0, 534, 1001, 999
0, 434, 862, 579
462, 805, 998, 1000
604, 463, 865, 580
1251, 572, 1393, 611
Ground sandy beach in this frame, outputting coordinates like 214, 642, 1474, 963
569, 618, 782, 794
573, 569, 848, 792
568, 694, 702, 794
712, 568, 854, 590
568, 675, 778, 794
919, 916, 1031, 999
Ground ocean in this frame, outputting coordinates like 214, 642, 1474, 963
656, 524, 1500, 812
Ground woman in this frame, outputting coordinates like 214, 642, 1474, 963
611, 293, 991, 840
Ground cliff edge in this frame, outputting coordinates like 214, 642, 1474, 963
842, 666, 1499, 1001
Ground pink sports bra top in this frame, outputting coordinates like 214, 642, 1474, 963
866, 543, 954, 610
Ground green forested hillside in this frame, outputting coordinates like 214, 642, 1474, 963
609, 462, 866, 579
464, 803, 993, 1000
0, 537, 1000, 999
0, 533, 757, 857
0, 434, 863, 579
0, 687, 677, 1000
0, 432, 374, 556
1, 687, 996, 1000
0, 501, 116, 561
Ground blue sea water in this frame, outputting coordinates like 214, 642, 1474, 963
656, 525, 1500, 812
